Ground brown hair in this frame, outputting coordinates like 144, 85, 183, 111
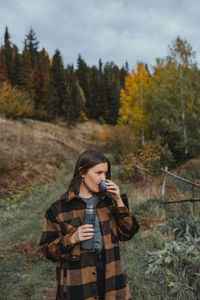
67, 149, 111, 195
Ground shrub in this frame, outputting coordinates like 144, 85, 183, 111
0, 82, 34, 119
106, 125, 138, 162
138, 140, 174, 178
145, 213, 200, 298
120, 153, 138, 181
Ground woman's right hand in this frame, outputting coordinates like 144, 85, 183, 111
69, 224, 94, 245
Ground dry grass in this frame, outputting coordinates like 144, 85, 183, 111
0, 117, 105, 198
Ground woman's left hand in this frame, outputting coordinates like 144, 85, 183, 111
105, 180, 125, 207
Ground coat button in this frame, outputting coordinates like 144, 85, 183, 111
92, 272, 96, 275
72, 255, 77, 259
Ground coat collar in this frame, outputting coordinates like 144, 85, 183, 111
65, 191, 107, 203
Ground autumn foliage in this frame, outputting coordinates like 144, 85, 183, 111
0, 82, 34, 118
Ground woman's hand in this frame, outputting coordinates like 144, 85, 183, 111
105, 179, 125, 207
69, 224, 94, 245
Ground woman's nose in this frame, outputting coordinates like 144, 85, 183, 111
100, 174, 106, 181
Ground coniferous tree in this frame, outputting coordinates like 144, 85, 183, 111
66, 64, 86, 122
88, 65, 100, 119
39, 49, 51, 120
12, 47, 21, 87
50, 49, 73, 124
33, 49, 51, 120
0, 49, 8, 83
101, 62, 122, 124
76, 55, 90, 117
18, 43, 34, 98
24, 28, 39, 68
3, 27, 14, 84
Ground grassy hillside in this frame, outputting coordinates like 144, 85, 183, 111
0, 117, 105, 198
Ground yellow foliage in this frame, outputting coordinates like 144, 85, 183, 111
138, 140, 174, 178
80, 110, 88, 121
168, 282, 175, 288
0, 82, 34, 118
102, 124, 110, 139
90, 124, 110, 141
121, 153, 138, 180
118, 63, 152, 141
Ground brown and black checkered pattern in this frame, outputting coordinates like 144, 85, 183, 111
39, 192, 140, 299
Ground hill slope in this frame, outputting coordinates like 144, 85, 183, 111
0, 117, 105, 198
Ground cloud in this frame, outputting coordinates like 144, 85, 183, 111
0, 0, 200, 68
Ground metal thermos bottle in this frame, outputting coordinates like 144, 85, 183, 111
81, 204, 95, 250
99, 180, 107, 192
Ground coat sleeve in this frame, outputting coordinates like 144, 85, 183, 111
113, 194, 140, 241
39, 206, 77, 262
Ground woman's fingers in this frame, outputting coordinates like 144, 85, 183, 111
105, 180, 120, 194
70, 225, 94, 244
75, 225, 94, 242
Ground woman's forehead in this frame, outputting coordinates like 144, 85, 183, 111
91, 162, 108, 171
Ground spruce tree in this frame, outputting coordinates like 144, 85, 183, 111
50, 49, 73, 124
24, 28, 39, 68
76, 55, 90, 117
18, 43, 34, 98
66, 64, 85, 122
12, 48, 21, 87
4, 27, 14, 84
0, 49, 8, 83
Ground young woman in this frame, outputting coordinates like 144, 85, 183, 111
39, 150, 139, 300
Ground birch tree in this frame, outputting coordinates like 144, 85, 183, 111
118, 62, 151, 145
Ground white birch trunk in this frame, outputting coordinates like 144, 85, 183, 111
180, 68, 188, 154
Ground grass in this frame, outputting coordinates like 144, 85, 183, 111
0, 161, 166, 299
0, 164, 72, 299
0, 116, 105, 198
1, 161, 200, 299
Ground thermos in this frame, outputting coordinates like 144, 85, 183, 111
99, 180, 107, 192
81, 204, 96, 249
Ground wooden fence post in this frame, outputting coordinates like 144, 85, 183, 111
161, 166, 168, 197
192, 176, 196, 216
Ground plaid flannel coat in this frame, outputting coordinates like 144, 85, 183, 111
39, 191, 140, 300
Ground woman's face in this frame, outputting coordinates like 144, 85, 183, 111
81, 162, 108, 194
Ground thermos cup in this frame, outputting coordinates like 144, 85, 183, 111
81, 204, 95, 249
99, 180, 107, 192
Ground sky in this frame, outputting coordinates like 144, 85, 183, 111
0, 0, 200, 70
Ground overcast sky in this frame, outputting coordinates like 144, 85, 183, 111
1, 0, 200, 70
